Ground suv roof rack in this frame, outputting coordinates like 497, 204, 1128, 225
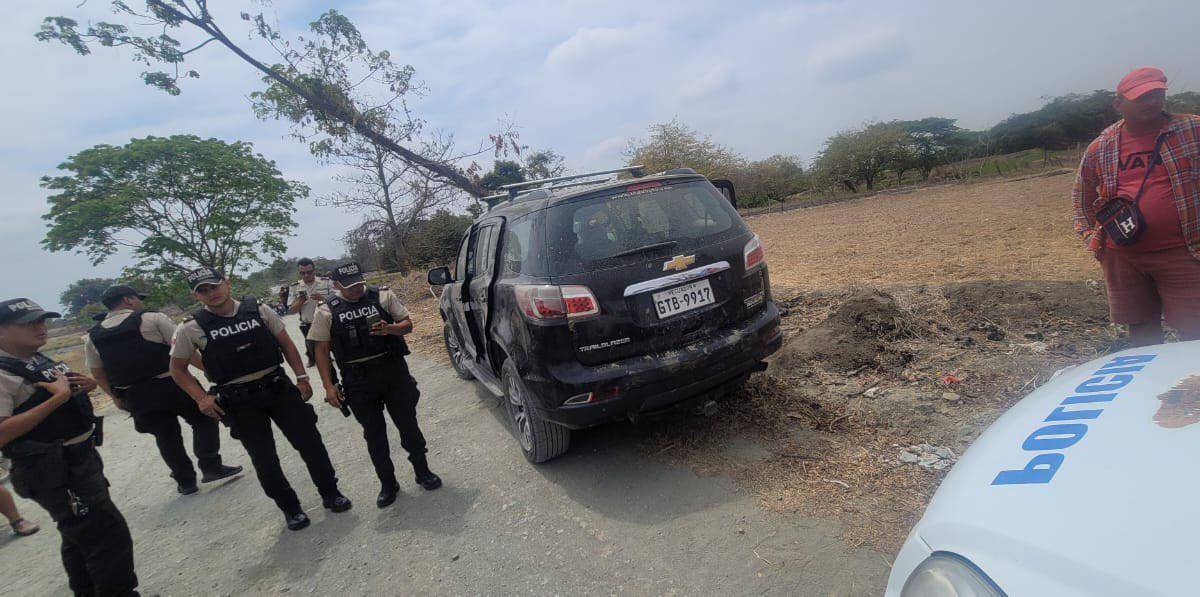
499, 165, 646, 200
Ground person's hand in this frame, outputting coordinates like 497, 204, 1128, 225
296, 292, 308, 304
370, 321, 391, 336
197, 394, 224, 419
324, 384, 344, 409
296, 378, 314, 401
65, 372, 97, 394
34, 373, 71, 402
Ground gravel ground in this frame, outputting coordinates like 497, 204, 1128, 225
2, 315, 889, 596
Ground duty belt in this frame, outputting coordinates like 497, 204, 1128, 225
214, 368, 287, 402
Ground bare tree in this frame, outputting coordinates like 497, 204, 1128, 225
36, 2, 513, 197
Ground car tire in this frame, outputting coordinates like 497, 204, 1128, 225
501, 361, 570, 464
444, 325, 474, 380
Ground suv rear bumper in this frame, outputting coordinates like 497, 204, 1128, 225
529, 302, 783, 429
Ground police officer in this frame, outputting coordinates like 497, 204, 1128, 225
287, 258, 335, 369
0, 298, 139, 595
309, 262, 441, 509
168, 267, 350, 531
85, 285, 242, 495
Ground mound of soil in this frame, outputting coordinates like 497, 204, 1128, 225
773, 290, 918, 372
943, 280, 1108, 326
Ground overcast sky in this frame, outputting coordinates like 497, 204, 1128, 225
4, 0, 1198, 311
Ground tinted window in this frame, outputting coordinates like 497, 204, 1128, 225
469, 225, 495, 276
453, 232, 470, 279
502, 215, 535, 275
547, 180, 743, 274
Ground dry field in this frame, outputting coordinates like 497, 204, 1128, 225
752, 172, 1099, 288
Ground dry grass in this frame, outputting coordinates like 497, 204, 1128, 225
749, 174, 1099, 289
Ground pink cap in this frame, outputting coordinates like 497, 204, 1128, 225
1118, 67, 1168, 100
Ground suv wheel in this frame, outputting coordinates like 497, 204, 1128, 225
444, 326, 474, 380
501, 361, 570, 463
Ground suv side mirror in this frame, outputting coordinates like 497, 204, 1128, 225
711, 179, 737, 208
427, 266, 454, 286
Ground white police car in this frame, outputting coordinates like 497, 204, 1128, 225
886, 340, 1200, 596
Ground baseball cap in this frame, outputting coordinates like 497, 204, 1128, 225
101, 285, 148, 309
1118, 67, 1168, 100
0, 298, 61, 325
185, 266, 226, 291
330, 262, 366, 287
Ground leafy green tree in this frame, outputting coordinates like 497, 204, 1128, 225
742, 156, 806, 207
77, 303, 108, 323
36, 2, 504, 197
406, 210, 474, 267
896, 117, 973, 180
41, 135, 308, 279
481, 160, 526, 190
625, 119, 747, 184
59, 278, 116, 317
812, 122, 908, 191
1167, 92, 1200, 115
523, 150, 567, 180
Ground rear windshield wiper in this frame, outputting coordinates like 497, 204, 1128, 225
607, 240, 678, 259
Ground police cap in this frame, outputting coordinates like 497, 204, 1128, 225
101, 285, 148, 309
0, 298, 61, 325
185, 266, 226, 291
331, 262, 366, 287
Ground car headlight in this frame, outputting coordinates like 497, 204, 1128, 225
901, 553, 1005, 597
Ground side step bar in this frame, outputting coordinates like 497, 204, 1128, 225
462, 358, 504, 398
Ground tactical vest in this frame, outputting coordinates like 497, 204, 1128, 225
87, 310, 171, 387
193, 298, 282, 385
326, 287, 410, 367
0, 353, 96, 454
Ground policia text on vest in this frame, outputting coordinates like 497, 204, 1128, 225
169, 267, 351, 531
309, 262, 442, 509
0, 297, 139, 595
85, 285, 242, 495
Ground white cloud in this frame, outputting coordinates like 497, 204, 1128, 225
680, 62, 738, 102
544, 25, 657, 72
808, 24, 908, 83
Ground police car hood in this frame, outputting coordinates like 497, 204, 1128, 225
913, 341, 1200, 596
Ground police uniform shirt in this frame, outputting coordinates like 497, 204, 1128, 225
306, 289, 410, 364
82, 309, 178, 381
289, 277, 335, 324
0, 347, 93, 445
170, 300, 289, 385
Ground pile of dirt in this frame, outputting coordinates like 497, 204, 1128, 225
772, 290, 919, 372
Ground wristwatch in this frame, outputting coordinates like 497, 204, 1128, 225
296, 374, 310, 381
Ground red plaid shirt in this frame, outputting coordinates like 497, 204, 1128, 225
1072, 113, 1200, 258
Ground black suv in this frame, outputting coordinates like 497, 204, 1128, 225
428, 166, 783, 463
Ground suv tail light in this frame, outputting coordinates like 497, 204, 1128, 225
744, 234, 765, 271
515, 285, 600, 321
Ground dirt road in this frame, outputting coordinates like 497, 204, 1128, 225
3, 315, 888, 596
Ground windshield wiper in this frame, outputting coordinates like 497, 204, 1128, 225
607, 240, 678, 259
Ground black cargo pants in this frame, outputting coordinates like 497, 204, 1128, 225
342, 356, 426, 486
124, 377, 222, 485
219, 372, 339, 513
10, 441, 138, 597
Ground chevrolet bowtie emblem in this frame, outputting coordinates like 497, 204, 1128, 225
662, 254, 696, 272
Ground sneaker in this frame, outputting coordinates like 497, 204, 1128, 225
177, 481, 200, 495
11, 518, 40, 537
201, 464, 244, 483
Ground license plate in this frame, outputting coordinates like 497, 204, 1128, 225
653, 279, 714, 319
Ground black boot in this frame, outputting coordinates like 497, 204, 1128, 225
411, 455, 442, 491
173, 472, 198, 495
323, 492, 353, 513
284, 510, 310, 531
376, 481, 400, 509
201, 464, 244, 483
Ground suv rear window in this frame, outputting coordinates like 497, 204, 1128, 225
547, 180, 742, 274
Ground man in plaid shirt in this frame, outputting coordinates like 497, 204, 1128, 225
1073, 67, 1200, 346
